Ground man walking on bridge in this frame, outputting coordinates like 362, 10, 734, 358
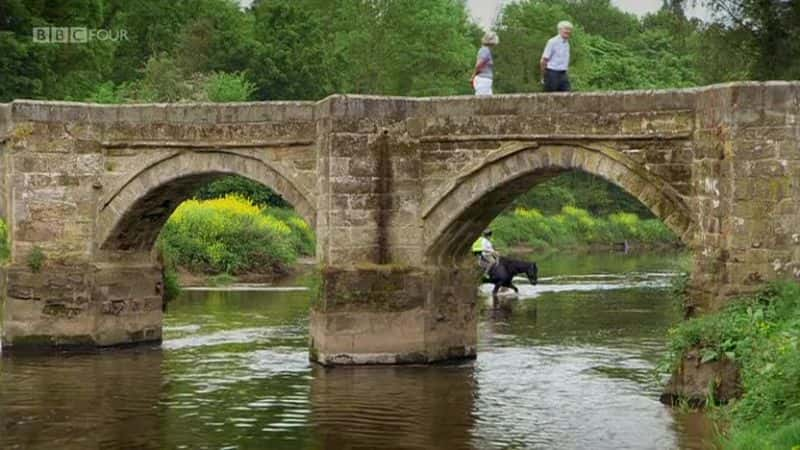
540, 21, 573, 92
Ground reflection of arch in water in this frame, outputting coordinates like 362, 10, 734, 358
422, 143, 694, 264
310, 365, 475, 449
1, 349, 165, 447
97, 151, 316, 251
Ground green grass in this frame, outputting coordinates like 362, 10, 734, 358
490, 206, 678, 251
664, 282, 800, 449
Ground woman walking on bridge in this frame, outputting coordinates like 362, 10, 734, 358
472, 32, 498, 96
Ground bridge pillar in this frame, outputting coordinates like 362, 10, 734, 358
309, 266, 477, 365
1, 258, 162, 350
309, 101, 478, 364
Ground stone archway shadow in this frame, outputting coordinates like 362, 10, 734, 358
97, 150, 316, 252
422, 142, 695, 265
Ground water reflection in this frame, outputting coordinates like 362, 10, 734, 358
1, 348, 164, 450
475, 288, 684, 450
0, 253, 714, 449
311, 365, 475, 450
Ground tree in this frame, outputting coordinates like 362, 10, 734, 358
248, 0, 333, 100
494, 1, 576, 93
666, 0, 800, 80
0, 0, 116, 101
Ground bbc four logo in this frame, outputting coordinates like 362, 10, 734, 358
32, 27, 128, 43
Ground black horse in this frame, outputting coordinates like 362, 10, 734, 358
486, 256, 538, 299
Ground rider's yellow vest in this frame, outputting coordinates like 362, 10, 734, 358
471, 237, 486, 253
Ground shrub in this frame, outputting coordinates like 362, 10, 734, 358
204, 71, 256, 102
158, 195, 313, 275
264, 206, 315, 256
490, 206, 677, 250
163, 266, 182, 302
27, 246, 45, 272
664, 282, 800, 448
0, 219, 9, 263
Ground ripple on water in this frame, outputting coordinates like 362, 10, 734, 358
2, 256, 712, 450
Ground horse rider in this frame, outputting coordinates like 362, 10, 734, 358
472, 229, 499, 274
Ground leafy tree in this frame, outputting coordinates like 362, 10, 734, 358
494, 0, 698, 93
666, 0, 800, 80
512, 172, 655, 218
195, 175, 290, 208
247, 0, 333, 100
493, 1, 576, 93
0, 0, 116, 101
562, 0, 640, 42
173, 0, 258, 75
105, 0, 196, 82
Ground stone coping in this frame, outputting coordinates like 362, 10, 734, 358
1, 81, 797, 134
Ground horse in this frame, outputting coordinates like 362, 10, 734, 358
485, 256, 538, 302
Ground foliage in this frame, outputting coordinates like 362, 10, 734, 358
159, 249, 182, 303
663, 282, 800, 449
195, 175, 289, 208
668, 0, 800, 81
27, 246, 45, 272
203, 71, 255, 102
2, 0, 796, 103
207, 273, 236, 286
263, 206, 316, 257
157, 195, 313, 275
163, 265, 182, 303
511, 171, 654, 218
490, 206, 677, 251
493, 0, 699, 93
0, 219, 10, 263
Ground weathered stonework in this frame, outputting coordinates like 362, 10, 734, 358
1, 82, 799, 363
310, 265, 477, 365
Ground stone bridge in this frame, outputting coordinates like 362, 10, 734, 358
1, 82, 798, 364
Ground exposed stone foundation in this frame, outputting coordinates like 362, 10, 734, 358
310, 266, 477, 365
1, 261, 162, 351
660, 348, 742, 406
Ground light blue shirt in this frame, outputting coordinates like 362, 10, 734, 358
476, 46, 494, 79
542, 35, 570, 71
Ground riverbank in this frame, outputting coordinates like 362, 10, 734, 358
491, 206, 680, 253
664, 282, 800, 449
175, 257, 317, 287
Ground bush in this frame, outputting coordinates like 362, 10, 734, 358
158, 195, 304, 274
27, 246, 45, 272
491, 206, 677, 251
664, 282, 800, 449
163, 265, 182, 303
0, 219, 9, 263
204, 71, 256, 102
264, 206, 315, 256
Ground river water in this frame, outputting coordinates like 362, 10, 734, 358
0, 252, 715, 449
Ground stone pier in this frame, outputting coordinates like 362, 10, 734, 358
1, 82, 799, 362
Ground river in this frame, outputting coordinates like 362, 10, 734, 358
0, 252, 715, 449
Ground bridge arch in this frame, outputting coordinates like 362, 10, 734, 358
422, 142, 694, 264
97, 150, 316, 251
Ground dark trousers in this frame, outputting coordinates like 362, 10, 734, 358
544, 69, 570, 92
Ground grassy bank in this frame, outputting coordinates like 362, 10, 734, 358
491, 206, 679, 252
157, 195, 314, 293
665, 282, 800, 450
